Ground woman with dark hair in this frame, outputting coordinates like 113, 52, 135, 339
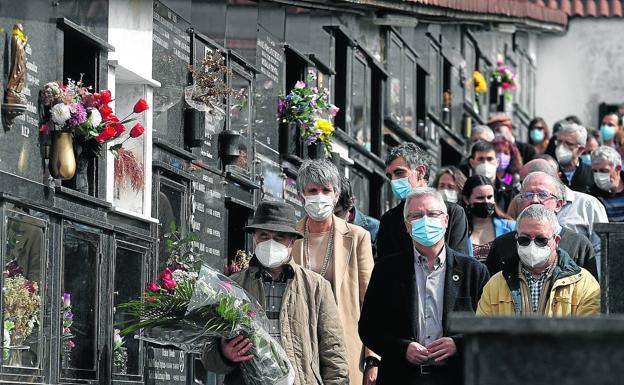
528, 117, 551, 155
431, 166, 467, 204
462, 175, 516, 263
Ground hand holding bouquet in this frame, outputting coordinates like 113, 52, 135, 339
118, 228, 293, 385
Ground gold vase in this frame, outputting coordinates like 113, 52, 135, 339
49, 132, 76, 180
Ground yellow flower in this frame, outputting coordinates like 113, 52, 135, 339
314, 119, 334, 135
12, 27, 27, 43
473, 71, 487, 93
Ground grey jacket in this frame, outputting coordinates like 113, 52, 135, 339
201, 259, 349, 385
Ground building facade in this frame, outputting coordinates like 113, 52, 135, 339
0, 0, 565, 384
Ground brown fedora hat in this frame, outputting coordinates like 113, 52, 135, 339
244, 200, 303, 239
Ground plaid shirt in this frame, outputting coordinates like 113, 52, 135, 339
522, 264, 554, 313
261, 266, 294, 340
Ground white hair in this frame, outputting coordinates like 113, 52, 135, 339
522, 171, 566, 201
403, 187, 447, 220
591, 145, 622, 168
472, 125, 495, 142
558, 122, 587, 146
517, 204, 561, 236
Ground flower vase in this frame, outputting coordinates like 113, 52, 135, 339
306, 141, 326, 159
49, 131, 76, 180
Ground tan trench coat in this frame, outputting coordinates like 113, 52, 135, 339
292, 215, 377, 385
201, 260, 349, 385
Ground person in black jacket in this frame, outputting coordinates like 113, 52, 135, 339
485, 171, 598, 280
555, 122, 595, 193
359, 188, 489, 385
377, 143, 469, 259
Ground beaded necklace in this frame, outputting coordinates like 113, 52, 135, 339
304, 219, 334, 277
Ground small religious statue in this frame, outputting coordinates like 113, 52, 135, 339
2, 23, 28, 131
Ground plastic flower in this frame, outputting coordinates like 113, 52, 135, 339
314, 119, 334, 135
99, 104, 113, 120
88, 108, 102, 127
113, 123, 126, 137
130, 122, 145, 138
51, 103, 72, 125
294, 81, 306, 89
473, 71, 487, 93
95, 125, 117, 142
63, 293, 71, 307
68, 103, 87, 126
329, 104, 340, 117
133, 98, 149, 114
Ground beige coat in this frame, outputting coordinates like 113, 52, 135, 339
201, 260, 349, 385
292, 215, 377, 385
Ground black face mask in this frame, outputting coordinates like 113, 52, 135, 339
470, 202, 495, 218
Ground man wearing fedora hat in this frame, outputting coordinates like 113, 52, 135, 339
202, 200, 349, 385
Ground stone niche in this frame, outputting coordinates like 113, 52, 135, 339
451, 314, 624, 385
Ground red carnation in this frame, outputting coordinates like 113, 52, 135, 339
162, 278, 177, 290
113, 123, 126, 137
100, 90, 112, 104
133, 98, 149, 114
95, 125, 116, 142
130, 122, 145, 138
107, 114, 120, 123
100, 104, 113, 119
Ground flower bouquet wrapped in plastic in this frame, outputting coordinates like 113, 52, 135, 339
118, 226, 293, 385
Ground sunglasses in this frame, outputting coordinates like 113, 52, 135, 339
516, 235, 554, 248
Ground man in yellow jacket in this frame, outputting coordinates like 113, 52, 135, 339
477, 204, 600, 316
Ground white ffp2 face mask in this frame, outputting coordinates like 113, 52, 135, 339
594, 171, 613, 192
304, 194, 335, 221
474, 163, 497, 179
438, 189, 458, 203
555, 145, 574, 166
517, 242, 552, 269
255, 239, 290, 269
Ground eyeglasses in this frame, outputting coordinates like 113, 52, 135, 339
406, 210, 445, 221
516, 234, 554, 247
555, 139, 579, 150
518, 191, 559, 202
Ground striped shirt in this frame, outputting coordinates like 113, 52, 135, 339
599, 192, 624, 222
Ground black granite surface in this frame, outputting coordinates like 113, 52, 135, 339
152, 0, 191, 148
452, 314, 624, 385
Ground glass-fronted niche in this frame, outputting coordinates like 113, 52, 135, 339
0, 201, 153, 384
1, 208, 48, 382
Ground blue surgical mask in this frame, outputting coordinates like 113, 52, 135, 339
391, 177, 413, 200
600, 125, 617, 141
530, 129, 545, 143
580, 154, 592, 166
410, 216, 445, 247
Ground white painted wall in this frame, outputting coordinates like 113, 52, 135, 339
536, 19, 624, 129
108, 0, 153, 79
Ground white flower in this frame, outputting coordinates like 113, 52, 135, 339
113, 329, 122, 344
88, 108, 102, 127
51, 103, 71, 125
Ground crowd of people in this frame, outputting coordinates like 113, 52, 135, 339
202, 112, 618, 384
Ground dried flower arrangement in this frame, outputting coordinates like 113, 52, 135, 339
114, 147, 145, 193
2, 260, 40, 362
186, 50, 245, 116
